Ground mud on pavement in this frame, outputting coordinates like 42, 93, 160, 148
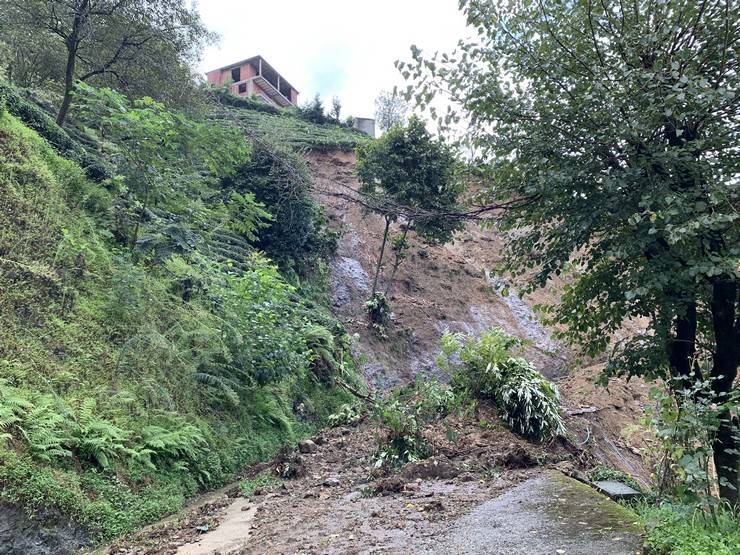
103, 408, 579, 555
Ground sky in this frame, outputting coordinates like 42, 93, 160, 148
196, 0, 471, 119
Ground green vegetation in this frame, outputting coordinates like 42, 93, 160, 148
0, 82, 358, 543
637, 502, 740, 555
239, 471, 280, 498
403, 0, 738, 503
220, 139, 337, 274
438, 329, 564, 441
1, 0, 212, 123
210, 90, 369, 152
371, 378, 456, 472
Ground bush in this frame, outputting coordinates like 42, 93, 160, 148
438, 328, 564, 440
372, 394, 430, 471
328, 403, 364, 427
365, 291, 391, 337
371, 377, 457, 472
210, 86, 282, 114
221, 140, 335, 271
296, 93, 327, 124
638, 502, 740, 555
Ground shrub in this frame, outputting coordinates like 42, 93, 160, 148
221, 140, 333, 271
372, 394, 430, 471
644, 374, 739, 509
638, 502, 740, 555
365, 291, 391, 337
296, 93, 327, 124
438, 329, 564, 441
328, 403, 364, 427
210, 86, 282, 114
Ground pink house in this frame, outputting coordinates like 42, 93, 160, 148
206, 55, 299, 107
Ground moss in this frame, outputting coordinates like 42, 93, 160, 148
540, 471, 644, 536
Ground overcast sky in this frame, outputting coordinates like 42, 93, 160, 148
196, 1, 471, 119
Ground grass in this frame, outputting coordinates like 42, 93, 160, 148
210, 103, 370, 152
636, 502, 740, 555
238, 471, 280, 497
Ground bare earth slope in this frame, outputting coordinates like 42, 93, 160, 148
309, 150, 568, 387
308, 150, 653, 486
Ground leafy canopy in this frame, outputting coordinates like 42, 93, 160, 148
400, 0, 739, 502
357, 115, 463, 244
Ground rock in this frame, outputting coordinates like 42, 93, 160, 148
313, 435, 327, 446
298, 439, 318, 453
375, 476, 405, 494
490, 444, 537, 469
401, 456, 458, 480
0, 503, 90, 555
273, 447, 307, 479
323, 477, 341, 487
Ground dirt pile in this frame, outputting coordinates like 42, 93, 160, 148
105, 407, 580, 555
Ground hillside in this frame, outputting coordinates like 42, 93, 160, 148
0, 87, 366, 552
1, 84, 734, 555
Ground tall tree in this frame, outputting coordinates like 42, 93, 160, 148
401, 0, 739, 502
1, 0, 213, 124
374, 89, 409, 132
356, 116, 463, 296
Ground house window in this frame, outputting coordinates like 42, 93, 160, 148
230, 66, 241, 82
238, 83, 247, 94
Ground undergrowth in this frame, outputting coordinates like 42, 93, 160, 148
0, 88, 359, 543
636, 502, 740, 555
438, 328, 565, 441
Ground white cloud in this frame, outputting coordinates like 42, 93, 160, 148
196, 0, 470, 119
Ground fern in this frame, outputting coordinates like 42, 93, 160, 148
0, 380, 71, 461
194, 372, 240, 407
303, 323, 339, 379
68, 398, 133, 469
17, 396, 72, 462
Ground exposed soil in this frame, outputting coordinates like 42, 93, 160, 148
102, 407, 583, 555
308, 150, 571, 387
308, 149, 653, 485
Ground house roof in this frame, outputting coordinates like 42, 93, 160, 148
208, 55, 299, 94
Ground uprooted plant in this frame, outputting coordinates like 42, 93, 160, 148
371, 377, 457, 473
437, 328, 565, 441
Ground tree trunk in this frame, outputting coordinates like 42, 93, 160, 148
710, 279, 738, 505
56, 1, 89, 125
371, 216, 391, 295
384, 224, 410, 296
666, 300, 698, 392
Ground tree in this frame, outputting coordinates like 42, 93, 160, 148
75, 84, 248, 249
374, 89, 408, 132
356, 116, 463, 296
401, 0, 739, 502
297, 93, 327, 124
329, 95, 342, 122
1, 0, 213, 124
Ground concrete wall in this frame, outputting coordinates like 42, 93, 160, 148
353, 117, 376, 138
206, 61, 257, 88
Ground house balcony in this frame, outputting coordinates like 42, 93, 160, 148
228, 57, 296, 107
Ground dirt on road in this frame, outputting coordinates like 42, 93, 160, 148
103, 406, 590, 555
